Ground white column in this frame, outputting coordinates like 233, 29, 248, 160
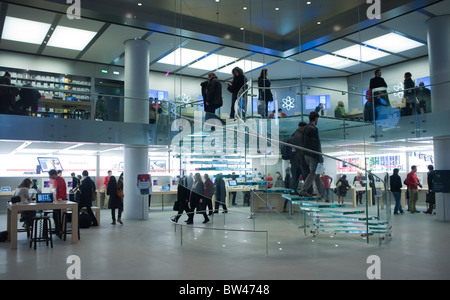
427, 15, 450, 221
123, 39, 150, 220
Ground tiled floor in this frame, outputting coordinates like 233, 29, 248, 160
0, 203, 449, 280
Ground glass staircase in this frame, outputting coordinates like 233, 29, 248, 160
282, 194, 391, 242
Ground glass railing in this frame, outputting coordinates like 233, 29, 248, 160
1, 65, 444, 247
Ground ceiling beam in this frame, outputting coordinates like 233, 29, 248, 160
37, 13, 61, 55
75, 22, 110, 60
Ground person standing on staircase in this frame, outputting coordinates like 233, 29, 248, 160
298, 111, 326, 200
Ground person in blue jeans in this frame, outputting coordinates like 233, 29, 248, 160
390, 168, 404, 214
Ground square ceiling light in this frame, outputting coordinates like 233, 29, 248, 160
158, 48, 208, 66
333, 44, 390, 62
217, 60, 264, 74
189, 54, 237, 71
47, 26, 97, 51
306, 54, 359, 70
363, 33, 424, 53
2, 16, 51, 44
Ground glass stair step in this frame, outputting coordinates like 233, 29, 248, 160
311, 217, 389, 226
314, 228, 389, 234
301, 207, 366, 215
314, 223, 389, 230
282, 194, 322, 203
298, 201, 346, 208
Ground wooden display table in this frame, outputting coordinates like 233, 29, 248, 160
7, 201, 79, 250
251, 188, 293, 213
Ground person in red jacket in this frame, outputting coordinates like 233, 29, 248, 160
405, 165, 421, 213
49, 169, 67, 237
103, 170, 112, 208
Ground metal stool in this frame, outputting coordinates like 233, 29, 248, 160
30, 216, 53, 250
62, 211, 80, 241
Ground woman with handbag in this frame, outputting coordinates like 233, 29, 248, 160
336, 175, 350, 205
108, 175, 123, 225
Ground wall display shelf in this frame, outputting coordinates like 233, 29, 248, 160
0, 67, 93, 119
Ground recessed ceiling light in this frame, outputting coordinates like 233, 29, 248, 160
363, 33, 424, 53
306, 54, 359, 69
217, 60, 264, 74
189, 54, 237, 71
47, 26, 97, 51
158, 48, 208, 66
2, 16, 51, 45
275, 7, 280, 11
333, 45, 389, 62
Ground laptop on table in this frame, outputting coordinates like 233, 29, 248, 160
36, 193, 54, 203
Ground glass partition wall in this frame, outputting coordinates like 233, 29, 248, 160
1, 0, 447, 249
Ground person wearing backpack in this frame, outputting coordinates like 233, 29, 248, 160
298, 112, 326, 199
288, 121, 311, 195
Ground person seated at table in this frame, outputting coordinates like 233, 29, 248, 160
334, 101, 346, 118
14, 178, 36, 229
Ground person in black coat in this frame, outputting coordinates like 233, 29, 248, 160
214, 173, 228, 214
258, 68, 273, 118
403, 72, 417, 116
336, 175, 351, 205
425, 165, 435, 214
298, 112, 326, 198
390, 168, 404, 215
204, 72, 223, 122
191, 173, 209, 224
16, 82, 41, 115
107, 175, 123, 225
288, 121, 312, 195
79, 170, 98, 226
0, 71, 18, 114
227, 67, 246, 119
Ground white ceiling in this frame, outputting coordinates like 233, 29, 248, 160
0, 0, 447, 81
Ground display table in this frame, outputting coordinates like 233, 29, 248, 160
349, 187, 373, 207
0, 191, 15, 214
7, 201, 79, 250
251, 188, 293, 213
151, 187, 178, 210
226, 186, 254, 207
400, 187, 428, 208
